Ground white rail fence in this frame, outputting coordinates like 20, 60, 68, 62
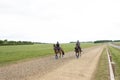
107, 49, 115, 80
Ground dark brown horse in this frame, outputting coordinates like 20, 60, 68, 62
53, 44, 65, 59
74, 45, 82, 58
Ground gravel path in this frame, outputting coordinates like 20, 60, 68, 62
0, 46, 104, 80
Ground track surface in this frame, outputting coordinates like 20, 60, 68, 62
0, 46, 104, 80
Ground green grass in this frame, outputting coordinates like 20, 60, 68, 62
113, 42, 120, 46
0, 44, 53, 65
92, 48, 109, 80
109, 46, 120, 80
0, 43, 97, 66
61, 42, 98, 52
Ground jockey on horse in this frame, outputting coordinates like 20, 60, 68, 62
56, 41, 60, 51
76, 40, 82, 52
53, 41, 64, 59
74, 40, 82, 58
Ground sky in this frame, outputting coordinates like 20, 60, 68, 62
0, 0, 120, 43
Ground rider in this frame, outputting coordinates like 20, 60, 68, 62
76, 40, 82, 52
56, 41, 60, 51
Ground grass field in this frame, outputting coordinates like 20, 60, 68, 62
114, 42, 120, 46
61, 42, 98, 52
0, 43, 97, 66
92, 48, 109, 80
109, 46, 120, 80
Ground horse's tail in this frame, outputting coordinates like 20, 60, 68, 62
61, 49, 65, 55
80, 48, 82, 52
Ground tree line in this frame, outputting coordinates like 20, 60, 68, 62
0, 39, 34, 46
94, 40, 120, 43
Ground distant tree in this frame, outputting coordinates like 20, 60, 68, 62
3, 39, 8, 45
4, 39, 7, 42
8, 41, 16, 45
113, 40, 120, 42
0, 39, 34, 46
0, 40, 3, 45
94, 40, 112, 43
70, 41, 76, 43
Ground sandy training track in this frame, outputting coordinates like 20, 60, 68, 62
0, 46, 104, 80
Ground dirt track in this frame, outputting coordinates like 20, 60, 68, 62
0, 45, 104, 80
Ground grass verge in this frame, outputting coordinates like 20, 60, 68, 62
109, 46, 120, 80
92, 48, 109, 80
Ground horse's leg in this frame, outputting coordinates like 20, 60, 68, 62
79, 50, 81, 56
59, 52, 61, 58
77, 52, 79, 58
58, 51, 60, 58
61, 49, 65, 56
55, 52, 58, 59
78, 52, 80, 58
76, 52, 80, 58
59, 49, 63, 58
76, 52, 78, 58
62, 52, 64, 57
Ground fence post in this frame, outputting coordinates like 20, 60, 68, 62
111, 62, 115, 76
109, 55, 112, 62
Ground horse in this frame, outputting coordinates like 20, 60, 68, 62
74, 46, 82, 58
53, 44, 65, 59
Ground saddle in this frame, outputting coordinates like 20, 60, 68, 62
75, 46, 82, 52
56, 46, 61, 51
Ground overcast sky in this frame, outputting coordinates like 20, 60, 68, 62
0, 0, 120, 43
